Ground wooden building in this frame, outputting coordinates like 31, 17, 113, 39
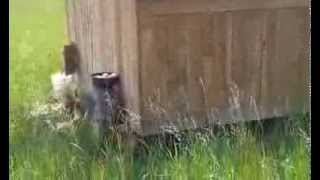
65, 0, 310, 135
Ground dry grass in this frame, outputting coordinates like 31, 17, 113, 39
9, 0, 310, 179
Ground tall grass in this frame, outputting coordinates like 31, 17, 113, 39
9, 0, 310, 179
10, 0, 66, 142
10, 109, 310, 179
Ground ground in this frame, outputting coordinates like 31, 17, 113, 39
9, 0, 310, 179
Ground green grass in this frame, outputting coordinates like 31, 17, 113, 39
9, 0, 310, 179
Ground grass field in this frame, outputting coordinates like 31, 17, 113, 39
9, 0, 310, 179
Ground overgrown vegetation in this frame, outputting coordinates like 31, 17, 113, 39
9, 0, 310, 179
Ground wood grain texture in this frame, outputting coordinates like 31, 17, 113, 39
139, 16, 169, 118
66, 0, 310, 135
139, 0, 309, 15
137, 5, 309, 135
118, 0, 142, 133
229, 10, 265, 121
260, 8, 310, 118
205, 13, 230, 124
65, 0, 142, 133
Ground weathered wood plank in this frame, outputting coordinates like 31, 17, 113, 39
118, 0, 142, 133
91, 0, 102, 73
139, 16, 169, 120
204, 13, 229, 124
99, 0, 118, 73
65, 0, 141, 130
65, 0, 310, 136
230, 10, 265, 121
259, 9, 278, 118
139, 0, 309, 15
166, 15, 189, 116
183, 14, 208, 124
260, 8, 310, 118
139, 15, 157, 121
